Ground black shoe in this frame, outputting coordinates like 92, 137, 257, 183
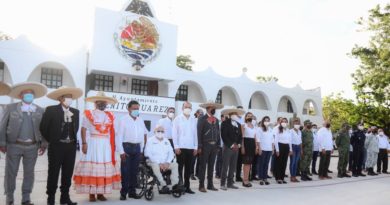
312, 171, 318, 175
207, 186, 218, 191
185, 188, 195, 194
284, 174, 288, 177
265, 181, 270, 185
267, 175, 272, 179
358, 173, 366, 177
60, 199, 77, 205
277, 180, 282, 184
301, 176, 309, 181
242, 182, 252, 187
120, 194, 126, 201
342, 173, 351, 178
128, 192, 140, 199
353, 174, 358, 177
236, 177, 243, 182
159, 186, 171, 194
47, 196, 55, 205
259, 181, 265, 185
282, 180, 287, 184
22, 201, 34, 205
327, 170, 333, 173
382, 171, 389, 174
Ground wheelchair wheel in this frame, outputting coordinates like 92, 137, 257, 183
145, 188, 154, 201
134, 164, 149, 199
172, 191, 182, 198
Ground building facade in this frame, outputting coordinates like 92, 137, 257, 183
0, 0, 323, 135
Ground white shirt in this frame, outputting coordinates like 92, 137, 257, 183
172, 114, 198, 150
144, 136, 175, 164
256, 127, 273, 151
158, 117, 173, 139
243, 124, 256, 139
318, 127, 333, 151
21, 102, 36, 113
116, 114, 148, 154
274, 129, 292, 152
378, 135, 389, 149
312, 132, 320, 151
290, 129, 302, 145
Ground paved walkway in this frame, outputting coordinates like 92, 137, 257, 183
1, 152, 389, 205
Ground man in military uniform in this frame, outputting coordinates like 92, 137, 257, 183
300, 120, 313, 181
351, 123, 366, 177
336, 123, 351, 178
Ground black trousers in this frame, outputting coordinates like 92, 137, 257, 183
236, 152, 243, 180
311, 151, 319, 172
46, 142, 76, 199
377, 149, 388, 172
274, 143, 289, 180
319, 151, 331, 177
352, 149, 364, 175
177, 149, 194, 190
198, 143, 219, 187
348, 151, 353, 171
215, 147, 223, 177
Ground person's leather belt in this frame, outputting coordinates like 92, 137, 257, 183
15, 141, 36, 146
59, 139, 75, 143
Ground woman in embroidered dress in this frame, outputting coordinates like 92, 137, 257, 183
73, 91, 121, 202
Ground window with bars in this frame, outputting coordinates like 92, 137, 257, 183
41, 67, 63, 88
287, 100, 294, 113
94, 74, 114, 92
0, 62, 4, 81
175, 85, 188, 101
215, 90, 222, 104
131, 78, 148, 95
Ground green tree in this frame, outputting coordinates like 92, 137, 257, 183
350, 4, 390, 131
322, 93, 360, 131
176, 55, 194, 71
256, 75, 279, 83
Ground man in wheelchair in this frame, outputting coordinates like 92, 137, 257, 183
144, 125, 183, 194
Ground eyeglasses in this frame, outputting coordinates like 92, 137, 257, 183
156, 131, 165, 133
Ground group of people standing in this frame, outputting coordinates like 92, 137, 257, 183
0, 81, 389, 205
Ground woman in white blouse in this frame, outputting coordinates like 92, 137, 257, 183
274, 118, 292, 184
256, 116, 273, 185
240, 112, 259, 187
289, 119, 302, 183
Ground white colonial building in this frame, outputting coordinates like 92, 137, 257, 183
0, 0, 322, 135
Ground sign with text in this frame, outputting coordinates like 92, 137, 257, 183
87, 90, 175, 115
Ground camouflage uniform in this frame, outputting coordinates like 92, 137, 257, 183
300, 128, 313, 179
336, 130, 350, 176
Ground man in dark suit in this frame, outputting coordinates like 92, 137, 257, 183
351, 123, 367, 177
219, 107, 244, 190
197, 101, 224, 192
40, 86, 83, 205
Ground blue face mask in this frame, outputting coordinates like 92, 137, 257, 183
131, 110, 140, 117
23, 93, 34, 103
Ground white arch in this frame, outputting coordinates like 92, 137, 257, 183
0, 58, 13, 84
175, 80, 207, 103
249, 91, 271, 110
217, 86, 242, 107
302, 99, 319, 116
277, 95, 297, 113
27, 61, 76, 87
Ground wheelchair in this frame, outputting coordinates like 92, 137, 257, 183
136, 159, 184, 201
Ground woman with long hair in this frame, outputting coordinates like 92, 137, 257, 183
256, 116, 273, 185
274, 118, 292, 184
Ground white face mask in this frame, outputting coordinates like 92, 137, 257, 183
281, 122, 288, 128
231, 115, 239, 122
294, 124, 300, 130
379, 132, 384, 136
252, 120, 257, 126
63, 98, 73, 107
264, 121, 270, 127
168, 112, 175, 119
358, 125, 364, 130
183, 108, 192, 116
156, 132, 164, 139
349, 130, 353, 134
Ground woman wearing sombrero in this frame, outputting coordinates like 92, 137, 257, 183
73, 91, 121, 202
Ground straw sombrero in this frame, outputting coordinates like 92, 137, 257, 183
199, 100, 224, 109
221, 106, 245, 115
85, 91, 118, 105
8, 82, 47, 99
47, 86, 83, 100
0, 81, 11, 96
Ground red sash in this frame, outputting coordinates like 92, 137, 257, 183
84, 110, 116, 165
